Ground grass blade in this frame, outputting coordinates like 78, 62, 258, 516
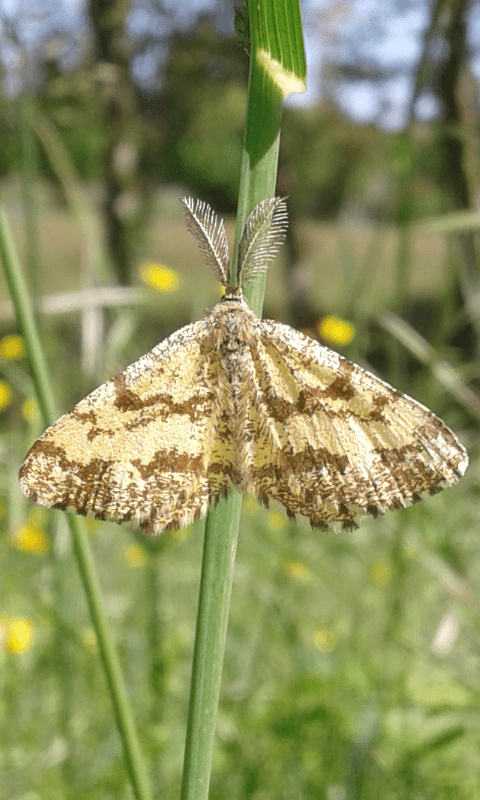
180, 2, 306, 799
180, 493, 243, 800
376, 309, 480, 421
0, 207, 153, 800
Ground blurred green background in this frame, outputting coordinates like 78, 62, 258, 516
1, 1, 479, 798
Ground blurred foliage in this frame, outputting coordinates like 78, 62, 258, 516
1, 177, 478, 799
279, 103, 392, 218
0, 96, 20, 177
157, 23, 248, 211
1, 1, 480, 797
1, 481, 478, 799
37, 52, 107, 182
0, 21, 477, 226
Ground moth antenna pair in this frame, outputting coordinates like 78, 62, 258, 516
182, 196, 288, 291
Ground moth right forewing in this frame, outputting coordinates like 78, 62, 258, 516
182, 197, 230, 286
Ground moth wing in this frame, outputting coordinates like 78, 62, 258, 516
246, 320, 468, 529
19, 320, 229, 534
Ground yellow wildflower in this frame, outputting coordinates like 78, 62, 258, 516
284, 558, 312, 581
242, 496, 259, 516
404, 542, 418, 559
0, 617, 6, 648
140, 262, 182, 293
268, 510, 287, 531
317, 315, 355, 347
0, 379, 12, 411
22, 397, 39, 422
313, 628, 335, 651
0, 334, 25, 360
12, 520, 50, 555
84, 517, 101, 534
124, 543, 147, 568
6, 618, 34, 654
370, 560, 391, 586
84, 631, 98, 652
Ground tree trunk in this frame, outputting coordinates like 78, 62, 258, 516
87, 0, 141, 285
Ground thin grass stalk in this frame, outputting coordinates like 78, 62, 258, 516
18, 97, 78, 794
180, 3, 306, 799
0, 208, 153, 800
31, 110, 109, 376
50, 516, 77, 794
31, 109, 106, 283
145, 540, 167, 793
180, 492, 243, 800
18, 92, 42, 301
376, 309, 480, 420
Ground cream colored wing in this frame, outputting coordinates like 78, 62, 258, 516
245, 320, 468, 529
19, 319, 229, 534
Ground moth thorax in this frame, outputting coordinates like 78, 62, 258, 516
223, 351, 247, 401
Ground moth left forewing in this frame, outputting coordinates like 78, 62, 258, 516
19, 319, 226, 534
248, 320, 467, 529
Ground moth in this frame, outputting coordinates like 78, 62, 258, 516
19, 198, 468, 533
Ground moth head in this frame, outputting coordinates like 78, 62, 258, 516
220, 287, 248, 306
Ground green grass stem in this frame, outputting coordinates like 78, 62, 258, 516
18, 93, 42, 300
0, 207, 153, 800
180, 3, 306, 799
180, 492, 243, 800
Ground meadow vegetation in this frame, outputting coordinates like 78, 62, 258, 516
1, 178, 478, 799
1, 5, 480, 797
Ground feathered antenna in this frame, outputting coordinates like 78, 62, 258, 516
236, 198, 288, 288
182, 197, 230, 287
